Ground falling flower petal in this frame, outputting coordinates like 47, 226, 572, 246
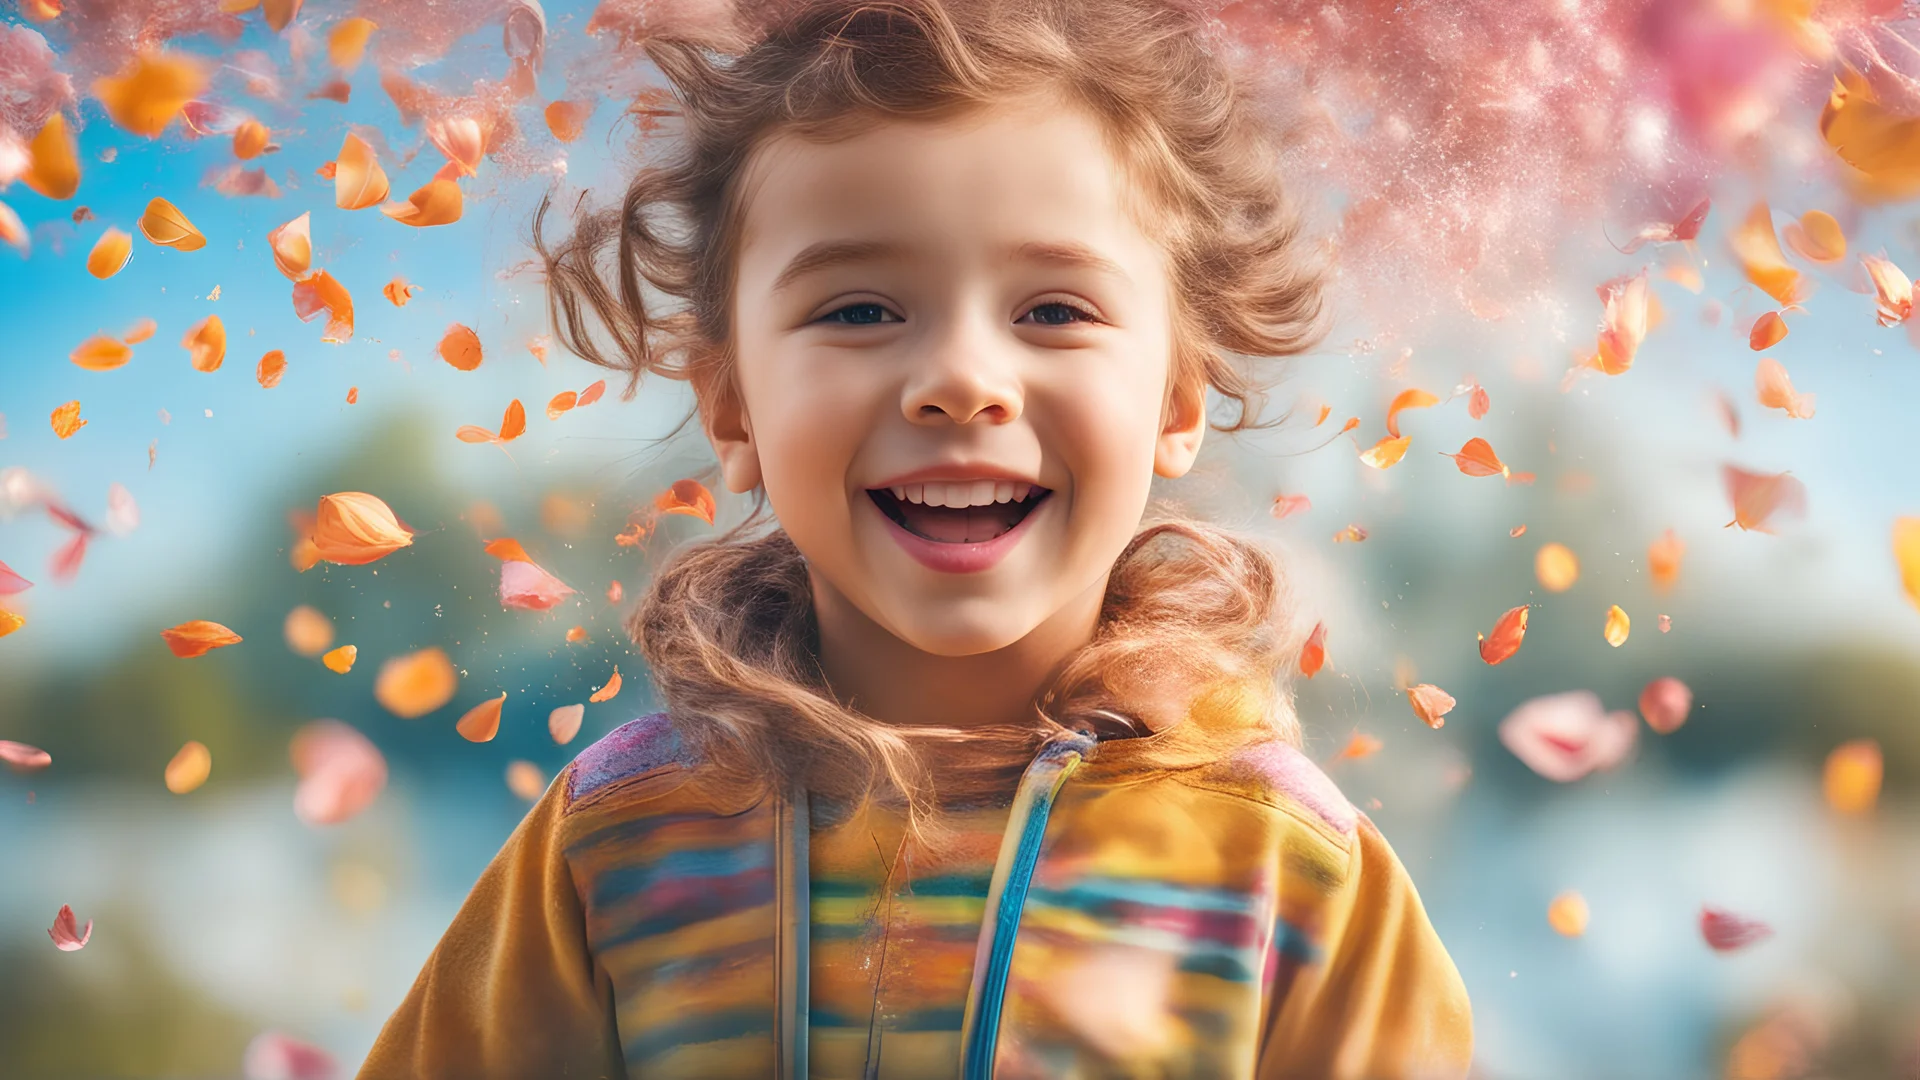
328, 17, 377, 69
1860, 253, 1912, 326
0, 560, 31, 595
1547, 891, 1589, 937
1612, 197, 1709, 254
23, 114, 79, 200
232, 119, 271, 160
242, 1032, 337, 1080
0, 740, 51, 772
438, 324, 482, 370
380, 178, 462, 227
161, 619, 242, 658
0, 609, 22, 638
1897, 517, 1920, 612
1730, 202, 1808, 306
345, 386, 357, 404
1658, 614, 1671, 633
549, 703, 584, 745
312, 492, 412, 565
1638, 677, 1692, 734
1330, 732, 1381, 763
138, 197, 205, 251
322, 644, 357, 673
655, 479, 717, 523
106, 483, 137, 536
1498, 690, 1637, 782
1747, 310, 1787, 351
291, 719, 388, 826
122, 318, 156, 344
374, 646, 457, 718
545, 99, 593, 142
0, 200, 27, 255
427, 117, 487, 176
87, 227, 132, 279
456, 399, 526, 445
1649, 530, 1686, 592
456, 693, 506, 742
1723, 466, 1808, 533
48, 905, 91, 951
1407, 683, 1454, 729
1700, 907, 1773, 953
590, 665, 622, 704
164, 740, 212, 794
182, 315, 225, 372
1754, 358, 1815, 419
1299, 621, 1327, 678
546, 390, 577, 420
1602, 604, 1631, 647
1824, 739, 1882, 815
1359, 435, 1410, 470
1384, 388, 1438, 438
576, 380, 607, 407
1269, 493, 1311, 520
1819, 66, 1920, 203
565, 625, 587, 644
1468, 385, 1490, 420
1588, 269, 1650, 374
282, 605, 333, 656
501, 559, 575, 611
71, 334, 132, 371
257, 350, 287, 388
93, 52, 208, 138
606, 580, 623, 604
333, 133, 389, 210
1782, 209, 1845, 263
506, 760, 544, 800
291, 270, 354, 344
1332, 524, 1368, 544
1478, 605, 1530, 665
1443, 437, 1508, 478
1535, 543, 1579, 592
382, 276, 417, 306
267, 212, 310, 279
48, 400, 85, 440
483, 537, 534, 563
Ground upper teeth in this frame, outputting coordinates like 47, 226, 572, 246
890, 481, 1035, 507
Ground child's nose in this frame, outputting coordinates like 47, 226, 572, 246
899, 316, 1025, 426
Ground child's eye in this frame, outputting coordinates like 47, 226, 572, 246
1022, 301, 1099, 326
819, 302, 899, 325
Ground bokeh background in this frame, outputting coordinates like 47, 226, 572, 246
2, 1, 1919, 1077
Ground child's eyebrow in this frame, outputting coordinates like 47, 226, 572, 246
769, 238, 1132, 294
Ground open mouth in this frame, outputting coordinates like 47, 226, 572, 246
867, 482, 1052, 544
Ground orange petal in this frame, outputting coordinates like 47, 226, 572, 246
500, 399, 526, 440
71, 334, 132, 371
528, 335, 550, 365
565, 625, 588, 644
1649, 529, 1686, 592
1331, 732, 1381, 763
1729, 202, 1809, 305
1823, 738, 1882, 815
1723, 466, 1808, 532
1602, 604, 1630, 647
1754, 358, 1815, 419
50, 400, 87, 439
1332, 524, 1368, 543
267, 212, 311, 279
1269, 493, 1311, 520
0, 609, 23, 638
161, 619, 243, 658
333, 132, 389, 210
122, 317, 156, 344
546, 390, 578, 420
1535, 542, 1579, 592
1384, 388, 1438, 438
545, 99, 593, 142
1861, 253, 1913, 325
1747, 310, 1788, 351
1819, 66, 1920, 203
382, 275, 417, 306
92, 52, 208, 138
456, 692, 506, 742
312, 491, 414, 565
282, 604, 333, 656
484, 538, 535, 563
380, 178, 462, 227
1591, 269, 1650, 374
1407, 683, 1455, 729
1298, 621, 1327, 678
576, 379, 606, 407
322, 644, 357, 673
181, 314, 225, 373
1638, 676, 1693, 734
346, 386, 358, 404
438, 324, 483, 370
374, 646, 458, 718
328, 16, 377, 69
0, 199, 28, 254
164, 740, 212, 794
427, 116, 488, 176
1547, 891, 1589, 937
0, 739, 52, 771
87, 227, 132, 279
138, 197, 205, 251
291, 269, 354, 343
23, 113, 80, 200
1478, 604, 1530, 665
257, 349, 287, 388
1358, 435, 1410, 470
1896, 516, 1920, 612
1443, 437, 1507, 478
548, 703, 585, 745
506, 760, 545, 800
589, 664, 622, 703
20, 0, 60, 23
1782, 209, 1846, 263
1468, 385, 1490, 420
232, 119, 270, 160
606, 580, 624, 603
655, 479, 717, 524
262, 0, 302, 32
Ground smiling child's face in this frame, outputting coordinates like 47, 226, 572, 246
712, 97, 1206, 659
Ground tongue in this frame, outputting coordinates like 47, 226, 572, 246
897, 501, 1026, 543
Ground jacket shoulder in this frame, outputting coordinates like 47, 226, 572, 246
566, 711, 697, 805
1181, 737, 1358, 845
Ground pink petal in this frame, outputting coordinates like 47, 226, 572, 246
48, 904, 92, 951
0, 739, 52, 772
0, 557, 31, 595
500, 559, 576, 612
1497, 690, 1638, 782
290, 720, 387, 827
243, 1031, 338, 1080
106, 482, 139, 536
1700, 906, 1773, 952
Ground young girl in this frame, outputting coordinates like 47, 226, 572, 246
359, 0, 1472, 1076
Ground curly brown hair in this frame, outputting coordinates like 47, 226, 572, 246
535, 0, 1332, 839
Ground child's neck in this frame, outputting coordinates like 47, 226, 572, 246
810, 571, 1108, 730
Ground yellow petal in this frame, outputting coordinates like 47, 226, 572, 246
138, 197, 206, 251
92, 52, 208, 139
334, 132, 390, 211
1823, 739, 1882, 815
1535, 542, 1579, 592
1602, 604, 1630, 647
328, 17, 378, 70
164, 740, 212, 794
87, 227, 132, 279
1359, 435, 1410, 470
1895, 516, 1920, 612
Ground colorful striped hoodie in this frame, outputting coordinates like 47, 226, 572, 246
358, 702, 1472, 1079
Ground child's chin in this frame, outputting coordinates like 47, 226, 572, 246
878, 597, 1048, 659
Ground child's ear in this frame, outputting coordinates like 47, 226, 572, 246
1153, 373, 1208, 479
698, 370, 764, 494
